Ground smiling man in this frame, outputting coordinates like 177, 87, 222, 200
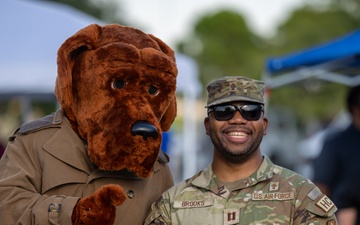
144, 76, 338, 225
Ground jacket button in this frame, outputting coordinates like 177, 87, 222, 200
127, 190, 135, 199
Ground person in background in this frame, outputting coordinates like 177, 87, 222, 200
144, 76, 338, 225
314, 84, 360, 225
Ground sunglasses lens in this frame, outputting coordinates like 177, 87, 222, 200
212, 104, 262, 121
240, 105, 262, 121
213, 105, 236, 121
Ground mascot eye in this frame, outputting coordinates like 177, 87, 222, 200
148, 85, 159, 96
112, 79, 125, 89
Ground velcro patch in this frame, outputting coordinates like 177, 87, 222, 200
224, 209, 240, 225
269, 182, 279, 191
316, 195, 335, 213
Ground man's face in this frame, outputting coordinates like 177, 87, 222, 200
204, 101, 268, 163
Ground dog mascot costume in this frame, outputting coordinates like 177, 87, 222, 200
0, 24, 178, 225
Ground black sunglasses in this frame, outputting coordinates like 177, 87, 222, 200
208, 104, 264, 121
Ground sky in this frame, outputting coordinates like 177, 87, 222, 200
118, 0, 305, 48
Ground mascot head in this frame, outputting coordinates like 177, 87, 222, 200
54, 24, 177, 177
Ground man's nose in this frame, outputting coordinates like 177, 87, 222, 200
229, 111, 247, 123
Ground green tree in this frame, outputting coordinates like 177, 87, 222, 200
177, 9, 265, 88
271, 6, 360, 54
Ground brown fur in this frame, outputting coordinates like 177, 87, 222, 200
72, 184, 126, 225
55, 24, 177, 177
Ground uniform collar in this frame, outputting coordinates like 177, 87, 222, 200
191, 156, 278, 192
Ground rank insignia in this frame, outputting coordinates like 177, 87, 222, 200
269, 182, 279, 191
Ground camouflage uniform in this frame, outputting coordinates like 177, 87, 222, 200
145, 76, 338, 225
144, 156, 337, 225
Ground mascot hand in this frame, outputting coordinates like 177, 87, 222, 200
72, 184, 126, 225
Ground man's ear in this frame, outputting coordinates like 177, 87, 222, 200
160, 96, 177, 131
204, 117, 210, 135
54, 24, 101, 120
262, 117, 268, 136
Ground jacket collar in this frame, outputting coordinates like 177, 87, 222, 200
43, 109, 94, 174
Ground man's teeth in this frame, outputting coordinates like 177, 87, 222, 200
228, 132, 247, 137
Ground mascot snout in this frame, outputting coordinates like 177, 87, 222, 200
131, 121, 159, 141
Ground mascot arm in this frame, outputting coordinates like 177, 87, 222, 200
0, 128, 125, 225
72, 184, 126, 225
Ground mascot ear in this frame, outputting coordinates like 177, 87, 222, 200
148, 34, 176, 61
54, 24, 101, 121
148, 34, 177, 132
160, 96, 177, 131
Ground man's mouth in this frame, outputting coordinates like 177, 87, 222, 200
227, 131, 248, 138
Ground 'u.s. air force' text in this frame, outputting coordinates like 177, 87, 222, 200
252, 192, 294, 201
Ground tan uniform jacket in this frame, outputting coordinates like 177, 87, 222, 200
0, 109, 174, 225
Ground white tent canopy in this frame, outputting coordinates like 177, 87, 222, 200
1, 0, 105, 94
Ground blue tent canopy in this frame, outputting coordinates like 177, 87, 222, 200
263, 29, 360, 89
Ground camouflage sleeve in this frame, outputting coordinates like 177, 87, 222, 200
144, 194, 172, 225
294, 187, 338, 225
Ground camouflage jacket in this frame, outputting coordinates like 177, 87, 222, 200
144, 156, 338, 225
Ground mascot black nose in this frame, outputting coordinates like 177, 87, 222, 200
131, 121, 159, 141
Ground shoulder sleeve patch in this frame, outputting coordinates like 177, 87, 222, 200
315, 195, 335, 213
307, 186, 322, 200
307, 193, 337, 217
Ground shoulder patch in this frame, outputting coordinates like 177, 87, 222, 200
306, 193, 337, 217
18, 113, 58, 134
315, 195, 335, 213
307, 187, 322, 200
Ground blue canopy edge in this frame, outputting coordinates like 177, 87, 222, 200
263, 29, 360, 88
